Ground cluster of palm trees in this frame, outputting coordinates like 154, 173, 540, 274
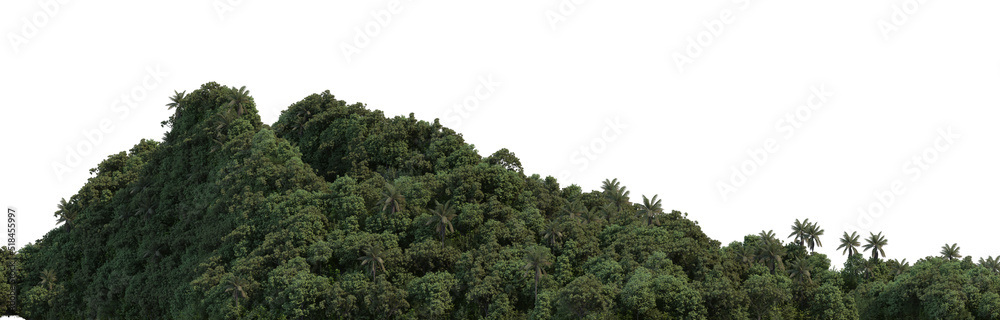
837, 231, 888, 260
788, 219, 825, 252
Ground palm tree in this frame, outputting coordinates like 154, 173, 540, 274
225, 276, 249, 310
601, 178, 630, 217
759, 230, 778, 243
359, 245, 387, 283
166, 90, 186, 116
560, 200, 587, 222
788, 218, 810, 247
755, 230, 786, 274
940, 243, 962, 261
804, 222, 824, 252
636, 194, 664, 226
522, 245, 552, 303
888, 259, 910, 276
863, 232, 888, 260
426, 201, 457, 248
979, 256, 1000, 273
209, 109, 238, 153
380, 182, 405, 214
224, 85, 251, 116
40, 269, 56, 291
837, 231, 861, 257
54, 198, 76, 228
861, 258, 877, 279
786, 258, 812, 286
541, 222, 564, 247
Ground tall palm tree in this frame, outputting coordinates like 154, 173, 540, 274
940, 243, 962, 261
636, 194, 664, 226
755, 230, 786, 274
380, 182, 405, 214
166, 90, 186, 116
786, 258, 812, 286
55, 198, 76, 228
225, 276, 249, 310
863, 232, 888, 260
837, 231, 861, 257
788, 218, 810, 247
541, 222, 564, 247
224, 85, 251, 116
359, 245, 387, 283
40, 269, 56, 291
979, 256, 1000, 274
522, 245, 552, 303
426, 201, 457, 248
804, 222, 824, 252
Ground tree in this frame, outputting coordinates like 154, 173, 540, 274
756, 230, 786, 274
561, 200, 587, 222
426, 201, 457, 248
485, 148, 523, 173
225, 276, 248, 310
863, 232, 888, 260
787, 258, 813, 287
359, 245, 387, 283
940, 243, 962, 261
637, 194, 664, 226
601, 178, 630, 217
54, 197, 76, 228
888, 258, 910, 276
40, 269, 56, 291
380, 182, 405, 214
224, 85, 251, 116
743, 272, 792, 320
556, 274, 613, 318
541, 222, 564, 247
788, 218, 810, 247
166, 90, 186, 116
523, 245, 553, 303
805, 222, 824, 252
838, 231, 861, 257
980, 256, 1000, 274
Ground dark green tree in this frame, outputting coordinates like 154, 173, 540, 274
863, 232, 888, 260
426, 200, 457, 248
837, 231, 860, 257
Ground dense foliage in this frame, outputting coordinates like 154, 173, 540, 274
2, 83, 998, 319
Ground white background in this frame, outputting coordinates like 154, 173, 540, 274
1, 2, 999, 313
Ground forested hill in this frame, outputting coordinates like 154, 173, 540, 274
5, 82, 1000, 319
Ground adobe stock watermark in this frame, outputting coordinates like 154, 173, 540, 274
716, 84, 834, 202
213, 0, 248, 21
557, 117, 628, 186
877, 0, 929, 41
544, 0, 589, 31
51, 65, 168, 183
440, 74, 501, 129
843, 126, 959, 234
671, 0, 752, 73
6, 206, 15, 312
7, 0, 71, 54
340, 0, 414, 63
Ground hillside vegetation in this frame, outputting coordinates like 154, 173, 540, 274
4, 82, 999, 319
